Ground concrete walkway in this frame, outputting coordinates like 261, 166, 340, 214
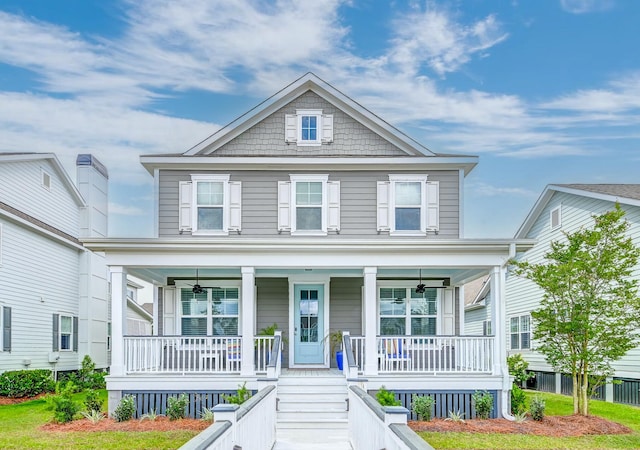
273, 428, 352, 450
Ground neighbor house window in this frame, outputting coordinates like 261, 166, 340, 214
379, 287, 437, 335
550, 205, 562, 230
510, 315, 530, 350
1, 305, 11, 352
178, 175, 242, 234
180, 287, 239, 336
284, 109, 333, 146
377, 176, 439, 235
107, 322, 111, 352
483, 320, 492, 336
277, 175, 340, 235
60, 315, 73, 351
41, 169, 51, 190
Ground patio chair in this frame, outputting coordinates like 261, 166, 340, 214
384, 338, 412, 371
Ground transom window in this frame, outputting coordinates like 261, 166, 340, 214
379, 287, 438, 335
510, 315, 530, 350
180, 287, 239, 336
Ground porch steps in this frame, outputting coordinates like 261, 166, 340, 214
276, 370, 349, 432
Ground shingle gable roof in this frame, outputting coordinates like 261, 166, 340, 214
555, 184, 640, 201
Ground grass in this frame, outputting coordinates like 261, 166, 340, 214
416, 391, 640, 449
0, 390, 200, 450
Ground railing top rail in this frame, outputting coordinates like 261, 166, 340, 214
376, 335, 494, 338
266, 335, 281, 370
124, 335, 242, 338
236, 384, 276, 421
389, 423, 436, 450
343, 334, 357, 369
178, 420, 232, 450
350, 385, 386, 421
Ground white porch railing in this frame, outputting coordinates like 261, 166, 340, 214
255, 336, 275, 374
377, 336, 494, 374
349, 335, 365, 372
349, 385, 434, 450
124, 336, 245, 374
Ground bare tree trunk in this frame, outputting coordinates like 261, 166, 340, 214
572, 373, 579, 414
580, 369, 589, 416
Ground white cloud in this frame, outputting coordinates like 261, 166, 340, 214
560, 0, 614, 14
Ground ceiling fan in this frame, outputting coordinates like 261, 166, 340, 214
189, 268, 204, 294
416, 268, 426, 294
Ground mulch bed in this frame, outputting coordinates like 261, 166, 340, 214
409, 415, 632, 437
0, 393, 48, 406
40, 416, 210, 432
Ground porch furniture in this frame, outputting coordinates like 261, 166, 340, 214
382, 338, 412, 371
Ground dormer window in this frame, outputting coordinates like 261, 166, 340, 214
285, 110, 333, 146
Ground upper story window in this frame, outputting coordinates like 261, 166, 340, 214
278, 175, 340, 235
377, 175, 439, 235
178, 175, 242, 235
510, 314, 531, 350
285, 110, 333, 147
550, 205, 561, 230
41, 169, 52, 190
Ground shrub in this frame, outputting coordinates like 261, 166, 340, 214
81, 409, 105, 424
48, 381, 80, 423
530, 395, 545, 421
412, 394, 435, 421
166, 394, 188, 420
0, 369, 55, 398
510, 384, 527, 415
78, 355, 106, 390
84, 389, 103, 414
472, 390, 494, 419
140, 409, 161, 421
224, 382, 252, 405
445, 410, 465, 422
113, 394, 136, 422
507, 354, 534, 386
200, 407, 214, 421
376, 386, 400, 407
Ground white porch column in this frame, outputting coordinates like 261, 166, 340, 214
490, 266, 506, 376
363, 267, 378, 376
241, 267, 256, 376
109, 266, 127, 376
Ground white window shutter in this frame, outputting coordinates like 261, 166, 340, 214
327, 181, 340, 231
321, 114, 334, 143
426, 180, 440, 232
441, 288, 455, 335
277, 181, 291, 231
228, 181, 242, 231
377, 181, 390, 231
179, 181, 192, 232
285, 114, 297, 143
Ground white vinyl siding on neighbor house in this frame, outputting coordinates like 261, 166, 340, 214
379, 287, 438, 336
179, 286, 240, 336
377, 176, 439, 235
277, 175, 340, 235
509, 315, 530, 350
285, 109, 333, 146
178, 175, 241, 234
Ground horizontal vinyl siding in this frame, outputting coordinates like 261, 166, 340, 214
158, 169, 459, 239
0, 219, 81, 373
0, 160, 79, 237
329, 278, 362, 335
464, 305, 490, 336
506, 192, 640, 376
256, 278, 289, 364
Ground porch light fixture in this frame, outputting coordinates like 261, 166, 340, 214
416, 269, 426, 294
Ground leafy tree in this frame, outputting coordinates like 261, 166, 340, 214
512, 205, 640, 416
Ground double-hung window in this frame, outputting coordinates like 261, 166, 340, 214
277, 175, 340, 235
377, 175, 439, 235
180, 286, 240, 336
178, 175, 242, 235
379, 287, 438, 335
510, 315, 531, 350
53, 313, 77, 352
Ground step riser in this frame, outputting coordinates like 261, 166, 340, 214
278, 411, 348, 420
278, 402, 346, 411
278, 387, 347, 395
276, 422, 348, 430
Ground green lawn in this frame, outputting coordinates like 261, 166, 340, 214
417, 391, 640, 450
0, 391, 200, 450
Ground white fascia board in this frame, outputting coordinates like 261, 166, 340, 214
0, 153, 86, 207
515, 184, 640, 239
0, 208, 85, 251
127, 298, 153, 321
140, 156, 478, 175
183, 73, 438, 158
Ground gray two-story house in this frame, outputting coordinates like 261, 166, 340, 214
84, 73, 532, 421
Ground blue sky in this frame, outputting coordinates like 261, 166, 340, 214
0, 0, 638, 238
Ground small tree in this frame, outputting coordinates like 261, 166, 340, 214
512, 205, 640, 416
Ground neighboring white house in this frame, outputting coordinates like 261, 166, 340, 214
126, 279, 153, 335
0, 153, 110, 373
463, 276, 492, 337
505, 184, 640, 405
84, 73, 534, 418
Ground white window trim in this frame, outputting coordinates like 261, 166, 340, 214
376, 281, 442, 336
389, 174, 428, 236
550, 205, 562, 230
290, 174, 329, 236
59, 314, 74, 352
191, 174, 230, 236
509, 314, 531, 351
41, 169, 52, 191
296, 109, 323, 146
176, 281, 242, 336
